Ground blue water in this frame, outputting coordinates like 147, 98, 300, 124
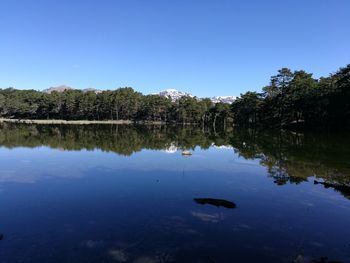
0, 125, 350, 263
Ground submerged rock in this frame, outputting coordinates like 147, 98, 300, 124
311, 256, 343, 263
194, 198, 236, 209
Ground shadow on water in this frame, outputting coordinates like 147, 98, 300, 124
193, 198, 236, 209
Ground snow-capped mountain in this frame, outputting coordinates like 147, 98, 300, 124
158, 89, 194, 102
210, 96, 237, 104
43, 85, 101, 94
157, 89, 236, 104
43, 85, 73, 94
82, 88, 102, 94
42, 86, 236, 104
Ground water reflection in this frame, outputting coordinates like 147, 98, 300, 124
1, 123, 349, 190
314, 180, 350, 200
230, 129, 350, 185
1, 123, 350, 262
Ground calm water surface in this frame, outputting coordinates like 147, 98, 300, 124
0, 124, 350, 263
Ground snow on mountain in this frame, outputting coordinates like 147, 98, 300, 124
157, 89, 236, 104
43, 85, 73, 94
210, 96, 237, 104
43, 85, 101, 94
42, 86, 235, 104
82, 88, 102, 94
158, 89, 194, 102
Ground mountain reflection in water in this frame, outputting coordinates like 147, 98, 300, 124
0, 122, 349, 191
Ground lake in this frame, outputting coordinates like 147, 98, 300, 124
0, 123, 350, 263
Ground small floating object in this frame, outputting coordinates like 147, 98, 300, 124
182, 150, 192, 156
0, 233, 3, 240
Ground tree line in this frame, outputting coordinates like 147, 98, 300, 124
0, 64, 349, 128
232, 64, 350, 128
0, 87, 230, 126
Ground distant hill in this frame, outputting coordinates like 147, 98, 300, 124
43, 85, 101, 94
42, 86, 236, 104
82, 88, 102, 94
158, 89, 194, 102
210, 96, 237, 104
43, 85, 73, 94
157, 89, 236, 104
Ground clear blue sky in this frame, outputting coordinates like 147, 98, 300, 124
0, 0, 349, 97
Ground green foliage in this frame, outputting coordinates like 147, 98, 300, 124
231, 64, 350, 128
0, 86, 232, 126
231, 92, 263, 127
1, 64, 349, 128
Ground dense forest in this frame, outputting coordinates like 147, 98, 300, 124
232, 64, 350, 128
0, 64, 349, 128
0, 86, 228, 125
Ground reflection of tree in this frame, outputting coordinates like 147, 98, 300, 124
229, 128, 350, 190
314, 180, 350, 201
0, 123, 232, 156
1, 123, 350, 197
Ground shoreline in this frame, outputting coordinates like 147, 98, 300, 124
0, 118, 167, 125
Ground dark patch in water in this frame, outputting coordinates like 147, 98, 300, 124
312, 256, 343, 263
194, 198, 236, 209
